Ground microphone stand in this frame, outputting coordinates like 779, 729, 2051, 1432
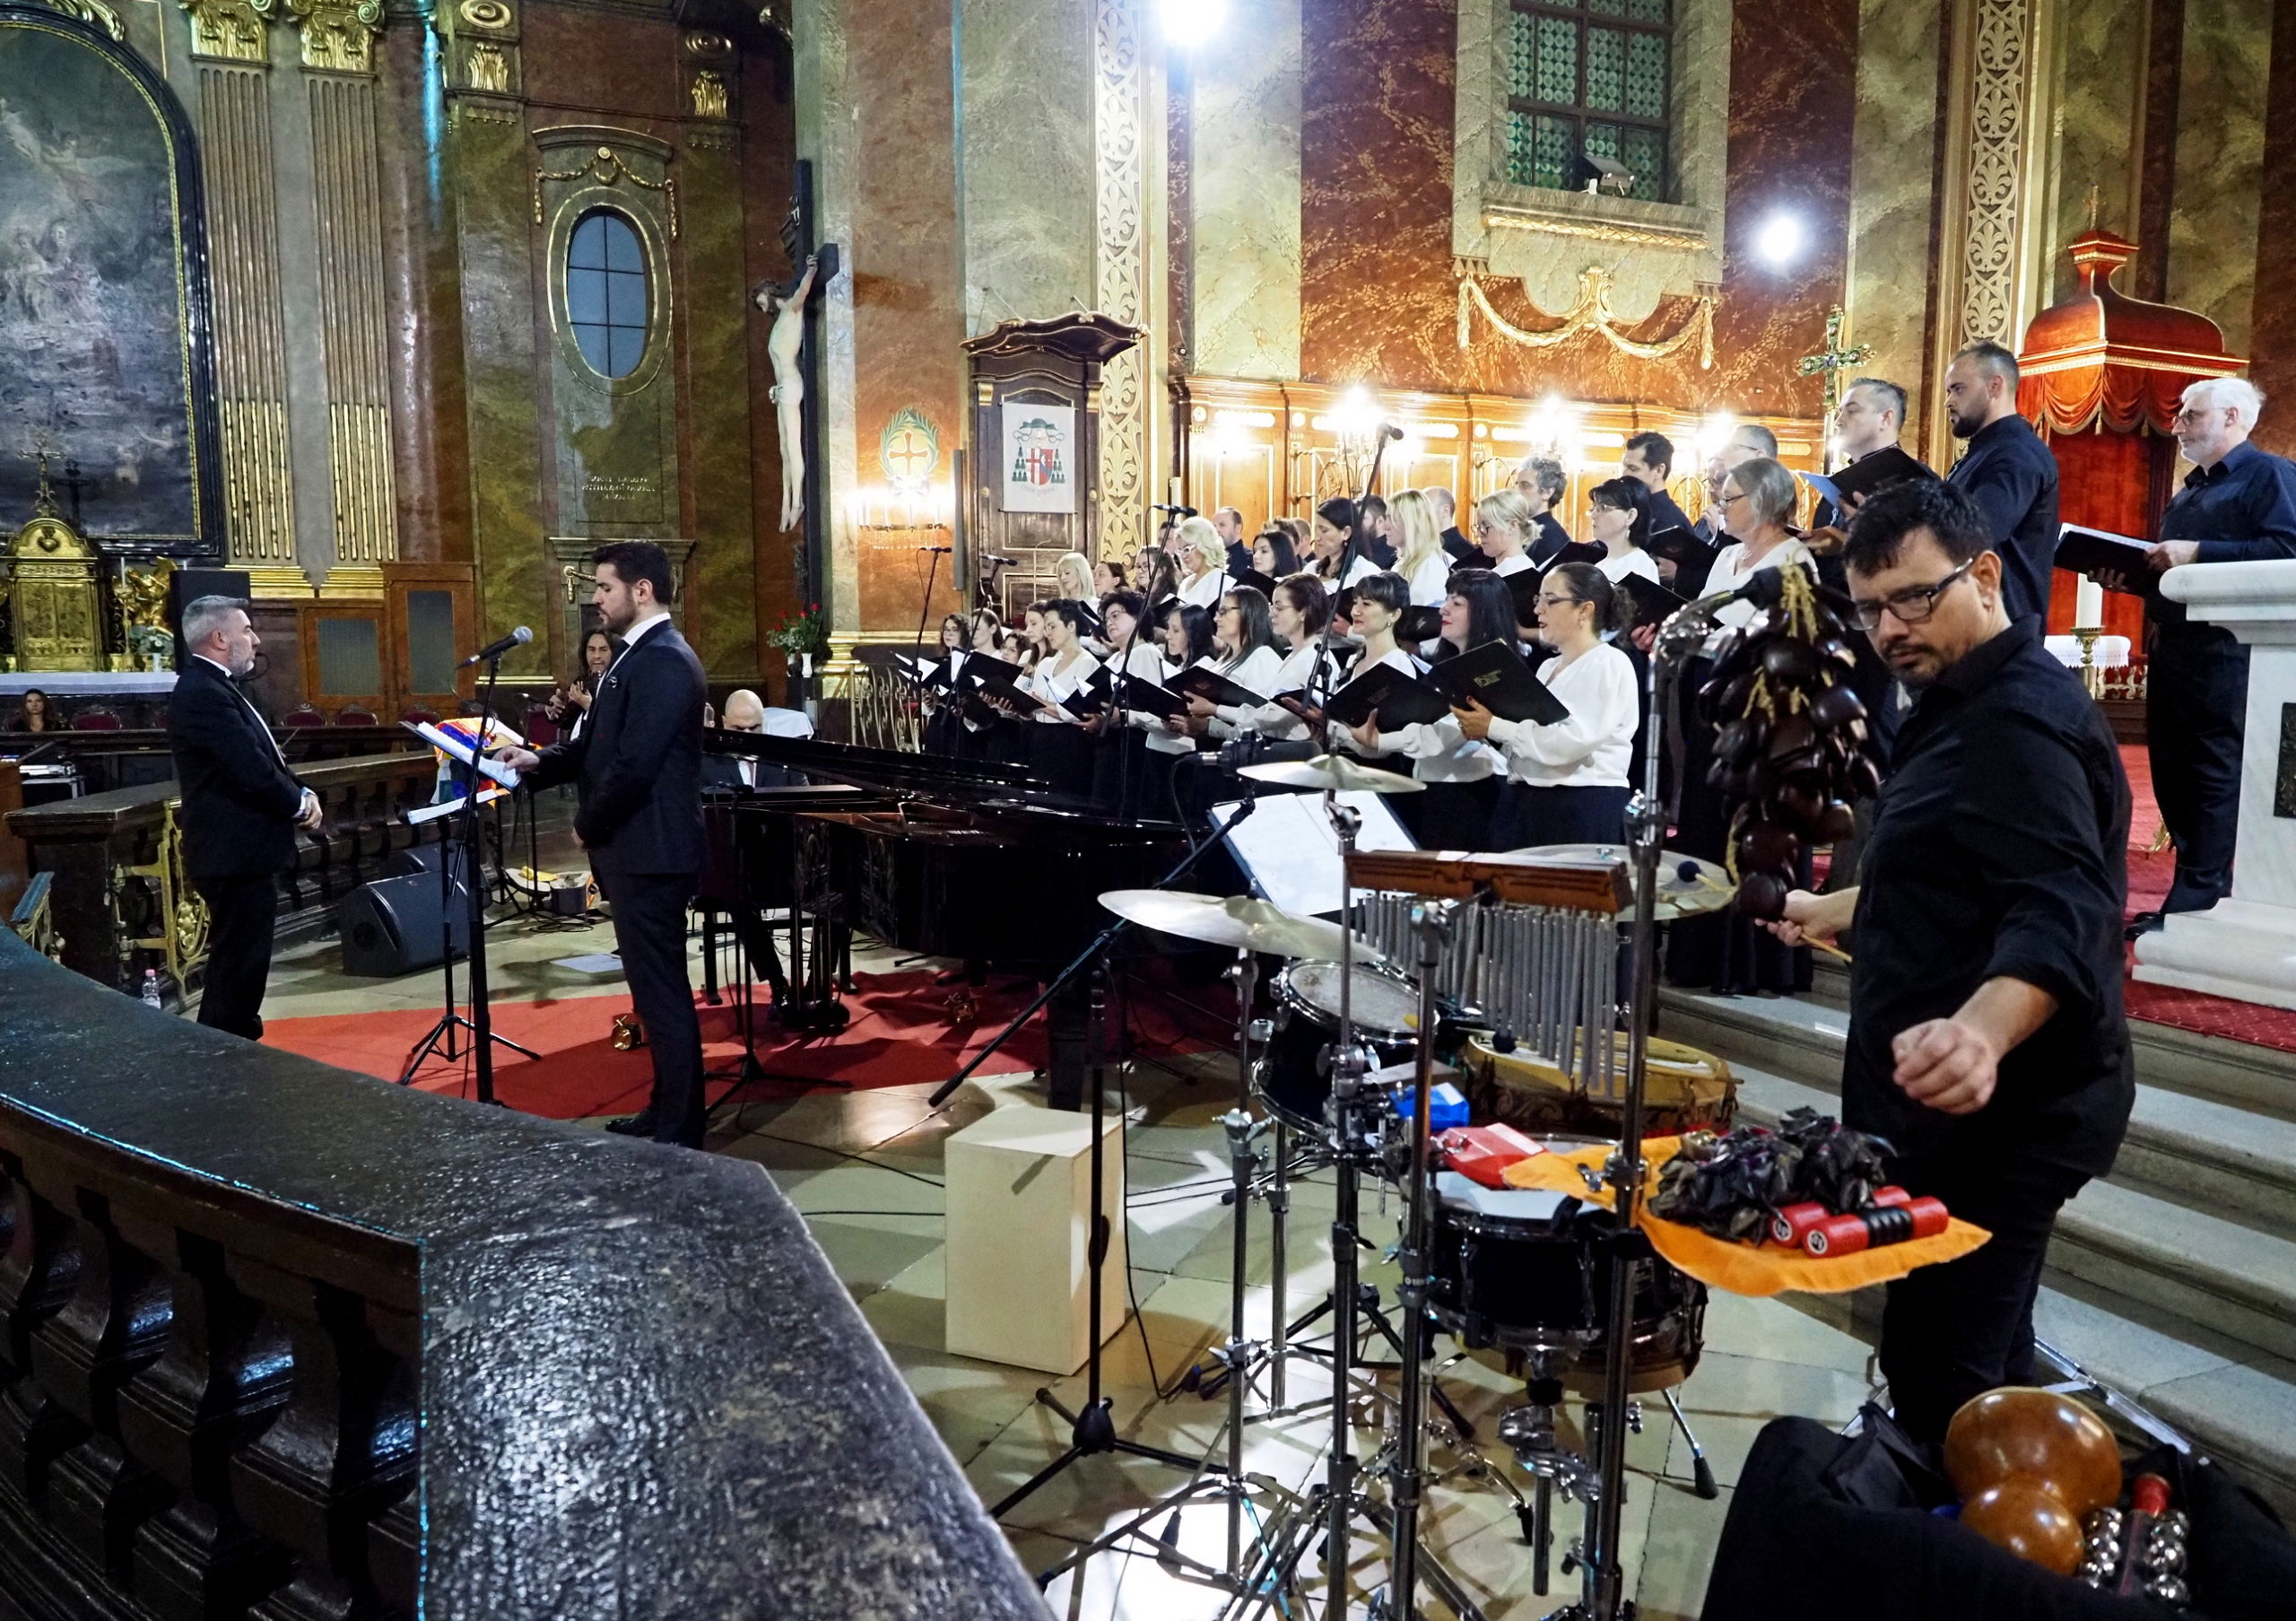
911, 546, 945, 655
1302, 424, 1402, 723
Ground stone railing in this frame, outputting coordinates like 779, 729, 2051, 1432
0, 929, 1045, 1620
4, 753, 442, 996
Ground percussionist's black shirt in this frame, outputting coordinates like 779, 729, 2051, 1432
1844, 614, 2133, 1178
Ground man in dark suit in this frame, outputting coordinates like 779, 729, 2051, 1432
1622, 430, 1697, 543
1427, 485, 1475, 562
500, 542, 709, 1147
1943, 340, 2060, 622
169, 597, 323, 1040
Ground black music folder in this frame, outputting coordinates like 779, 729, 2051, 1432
1542, 541, 1609, 572
1615, 572, 1691, 632
1644, 524, 1718, 571
1426, 640, 1571, 727
1118, 673, 1191, 721
1169, 665, 1266, 710
2056, 523, 2157, 595
1504, 568, 1543, 626
1320, 661, 1452, 730
1231, 567, 1280, 600
1827, 444, 1937, 505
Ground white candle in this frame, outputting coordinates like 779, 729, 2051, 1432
2074, 576, 2105, 630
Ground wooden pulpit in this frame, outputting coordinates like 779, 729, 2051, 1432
2017, 230, 2245, 646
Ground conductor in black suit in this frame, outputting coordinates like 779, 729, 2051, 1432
500, 542, 709, 1147
169, 597, 324, 1040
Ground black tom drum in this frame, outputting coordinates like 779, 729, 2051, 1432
1258, 959, 1426, 1132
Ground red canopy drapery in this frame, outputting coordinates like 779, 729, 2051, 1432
2017, 230, 2245, 642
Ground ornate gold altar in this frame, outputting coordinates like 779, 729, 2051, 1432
4, 489, 104, 673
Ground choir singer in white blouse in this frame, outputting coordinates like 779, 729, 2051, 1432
1455, 561, 1640, 850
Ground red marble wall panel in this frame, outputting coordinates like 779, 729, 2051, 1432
847, 0, 966, 632
1296, 0, 1858, 415
522, 6, 683, 126
2246, 0, 2296, 457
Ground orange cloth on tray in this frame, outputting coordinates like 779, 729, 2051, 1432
1500, 1136, 1991, 1297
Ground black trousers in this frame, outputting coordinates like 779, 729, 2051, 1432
2147, 622, 2248, 914
1396, 776, 1500, 851
1878, 1154, 2088, 1444
609, 871, 705, 1147
193, 874, 279, 1041
1490, 781, 1632, 850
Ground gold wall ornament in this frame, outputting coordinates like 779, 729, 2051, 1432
118, 801, 209, 993
1959, 0, 2030, 347
117, 558, 177, 665
689, 69, 727, 120
285, 0, 381, 73
1479, 210, 1711, 253
532, 145, 679, 239
36, 0, 124, 40
1093, 0, 1152, 551
456, 0, 510, 30
465, 39, 509, 92
1456, 264, 1717, 370
681, 28, 732, 56
180, 0, 274, 61
5, 468, 106, 672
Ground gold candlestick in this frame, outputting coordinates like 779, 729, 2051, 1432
2072, 625, 2103, 700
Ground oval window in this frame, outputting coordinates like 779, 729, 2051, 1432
567, 211, 648, 379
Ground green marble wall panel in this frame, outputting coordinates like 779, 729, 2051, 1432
1843, 0, 1944, 439
2046, 0, 2146, 301
958, 0, 1094, 334
795, 0, 861, 637
682, 131, 759, 674
2169, 0, 2267, 353
1189, 0, 1300, 379
448, 102, 549, 675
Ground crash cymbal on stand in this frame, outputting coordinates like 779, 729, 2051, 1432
1239, 754, 1430, 795
1503, 842, 1735, 920
1098, 889, 1389, 964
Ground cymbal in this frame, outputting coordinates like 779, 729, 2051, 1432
1099, 889, 1389, 964
1501, 843, 1735, 920
1238, 754, 1429, 795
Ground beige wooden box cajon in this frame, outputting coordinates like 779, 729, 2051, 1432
944, 1103, 1128, 1375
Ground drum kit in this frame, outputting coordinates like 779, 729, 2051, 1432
1067, 754, 1739, 1620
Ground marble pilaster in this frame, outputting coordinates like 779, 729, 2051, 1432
2044, 0, 2147, 302
958, 0, 1094, 335
1187, 0, 1300, 380
683, 121, 761, 675
794, 0, 860, 639
1843, 0, 1945, 437
1093, 0, 1161, 553
2166, 0, 2266, 355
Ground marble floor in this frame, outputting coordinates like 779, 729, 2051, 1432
257, 894, 1896, 1620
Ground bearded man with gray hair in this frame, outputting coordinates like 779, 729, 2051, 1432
2127, 377, 2296, 930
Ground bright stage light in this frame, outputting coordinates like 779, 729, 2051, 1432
1163, 0, 1225, 47
1753, 212, 1805, 269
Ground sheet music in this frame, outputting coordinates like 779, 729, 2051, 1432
410, 721, 522, 789
1209, 790, 1418, 919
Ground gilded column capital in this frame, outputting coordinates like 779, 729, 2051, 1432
285, 0, 381, 73
180, 0, 276, 62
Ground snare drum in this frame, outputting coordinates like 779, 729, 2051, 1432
1259, 959, 1426, 1131
1427, 1167, 1706, 1391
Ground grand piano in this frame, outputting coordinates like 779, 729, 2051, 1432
697, 730, 1193, 1102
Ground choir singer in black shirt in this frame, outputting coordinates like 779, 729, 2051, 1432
1764, 479, 2133, 1443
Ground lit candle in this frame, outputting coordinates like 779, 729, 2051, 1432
2074, 576, 2104, 631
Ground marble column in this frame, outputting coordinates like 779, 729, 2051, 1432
1843, 0, 1945, 438
2042, 0, 2147, 303
1185, 0, 1300, 381
957, 0, 1094, 334
2135, 561, 2296, 1007
179, 0, 308, 595
2165, 0, 2266, 355
793, 0, 861, 640
681, 31, 761, 676
289, 0, 400, 597
440, 0, 549, 675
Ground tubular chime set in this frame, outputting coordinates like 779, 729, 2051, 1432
1352, 893, 1622, 1099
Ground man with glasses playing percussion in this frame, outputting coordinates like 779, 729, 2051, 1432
1763, 479, 2134, 1443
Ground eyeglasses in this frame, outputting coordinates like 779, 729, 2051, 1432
1848, 557, 1976, 630
1534, 592, 1580, 609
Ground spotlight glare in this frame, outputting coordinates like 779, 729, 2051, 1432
1163, 0, 1225, 47
1753, 213, 1806, 269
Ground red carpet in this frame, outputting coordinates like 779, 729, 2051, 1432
264, 966, 1225, 1119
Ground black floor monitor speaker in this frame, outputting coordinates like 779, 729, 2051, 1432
381, 843, 476, 888
336, 872, 469, 977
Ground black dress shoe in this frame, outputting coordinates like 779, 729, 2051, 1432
2125, 910, 2165, 941
604, 1109, 657, 1137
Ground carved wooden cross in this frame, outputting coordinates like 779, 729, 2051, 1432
1797, 305, 1874, 470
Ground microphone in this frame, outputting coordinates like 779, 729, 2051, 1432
980, 553, 1019, 566
1151, 502, 1199, 518
1376, 423, 1405, 441
458, 625, 532, 667
915, 545, 953, 553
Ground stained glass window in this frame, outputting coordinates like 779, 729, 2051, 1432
568, 211, 648, 379
1507, 0, 1669, 203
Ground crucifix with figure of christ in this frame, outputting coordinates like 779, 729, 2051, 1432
1798, 306, 1873, 471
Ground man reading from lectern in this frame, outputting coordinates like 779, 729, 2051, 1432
1764, 480, 2133, 1442
170, 597, 325, 1041
499, 543, 709, 1148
